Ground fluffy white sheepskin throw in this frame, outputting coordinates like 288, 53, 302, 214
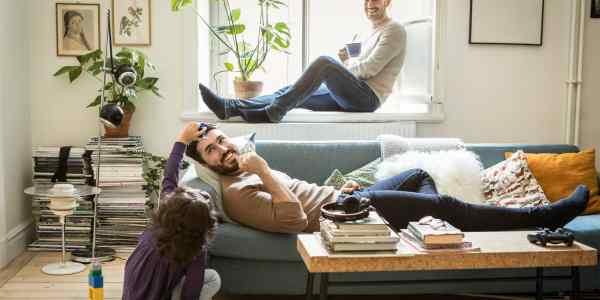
375, 150, 486, 204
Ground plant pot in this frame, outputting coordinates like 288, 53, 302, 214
233, 79, 263, 99
104, 108, 133, 138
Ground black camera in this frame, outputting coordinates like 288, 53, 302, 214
114, 64, 137, 88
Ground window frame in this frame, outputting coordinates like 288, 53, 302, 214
181, 0, 446, 123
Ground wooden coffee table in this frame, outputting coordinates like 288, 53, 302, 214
297, 231, 597, 300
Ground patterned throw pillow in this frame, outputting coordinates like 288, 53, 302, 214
323, 160, 381, 190
481, 150, 549, 208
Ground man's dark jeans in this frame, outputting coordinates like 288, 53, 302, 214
233, 56, 380, 122
353, 169, 554, 231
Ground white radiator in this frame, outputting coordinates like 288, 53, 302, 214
216, 121, 417, 140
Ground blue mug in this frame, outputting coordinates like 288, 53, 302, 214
345, 42, 361, 58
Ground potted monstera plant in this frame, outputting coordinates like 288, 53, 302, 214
172, 0, 291, 98
54, 48, 161, 137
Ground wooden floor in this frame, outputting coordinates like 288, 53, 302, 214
0, 251, 591, 300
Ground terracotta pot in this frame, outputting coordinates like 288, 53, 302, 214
233, 79, 263, 99
103, 109, 133, 138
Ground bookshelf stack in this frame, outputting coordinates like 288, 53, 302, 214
28, 147, 93, 251
86, 136, 148, 252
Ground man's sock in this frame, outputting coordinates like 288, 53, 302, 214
541, 185, 589, 229
198, 83, 240, 120
239, 108, 274, 123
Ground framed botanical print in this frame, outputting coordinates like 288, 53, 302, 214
113, 0, 152, 46
56, 3, 101, 56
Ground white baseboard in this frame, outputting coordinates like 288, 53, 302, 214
0, 220, 33, 269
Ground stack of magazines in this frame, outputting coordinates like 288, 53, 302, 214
320, 211, 400, 252
28, 146, 93, 251
400, 217, 480, 253
86, 136, 149, 252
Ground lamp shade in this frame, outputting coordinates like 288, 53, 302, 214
99, 103, 124, 128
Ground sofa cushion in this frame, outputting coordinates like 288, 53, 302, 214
209, 222, 301, 262
466, 144, 580, 168
565, 214, 600, 250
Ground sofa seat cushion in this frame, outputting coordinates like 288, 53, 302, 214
209, 223, 301, 262
565, 215, 600, 250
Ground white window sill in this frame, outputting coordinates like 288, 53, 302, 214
181, 108, 445, 124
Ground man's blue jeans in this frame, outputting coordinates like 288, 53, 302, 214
234, 56, 380, 122
352, 169, 562, 232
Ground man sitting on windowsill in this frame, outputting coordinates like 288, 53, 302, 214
199, 0, 407, 123
183, 122, 590, 233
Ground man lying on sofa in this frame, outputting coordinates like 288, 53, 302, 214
184, 123, 589, 234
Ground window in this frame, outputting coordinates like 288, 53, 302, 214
204, 0, 437, 115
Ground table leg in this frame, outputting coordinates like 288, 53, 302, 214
305, 272, 314, 300
571, 267, 580, 300
320, 273, 329, 300
536, 267, 544, 300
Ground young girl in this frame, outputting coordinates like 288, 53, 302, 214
123, 123, 220, 300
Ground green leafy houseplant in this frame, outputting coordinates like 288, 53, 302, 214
171, 0, 291, 97
53, 48, 162, 113
142, 152, 190, 208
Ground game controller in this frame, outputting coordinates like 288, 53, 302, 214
527, 228, 575, 247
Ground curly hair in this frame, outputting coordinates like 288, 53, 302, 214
152, 187, 218, 267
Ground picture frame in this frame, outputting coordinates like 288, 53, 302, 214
56, 3, 101, 57
592, 0, 600, 18
469, 0, 545, 46
113, 0, 152, 46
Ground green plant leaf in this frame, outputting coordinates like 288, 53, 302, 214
87, 95, 101, 108
151, 87, 163, 98
87, 61, 103, 74
231, 8, 241, 22
53, 66, 79, 77
224, 62, 234, 71
219, 24, 245, 35
171, 0, 193, 11
137, 77, 159, 89
68, 67, 83, 82
77, 49, 102, 65
274, 22, 291, 38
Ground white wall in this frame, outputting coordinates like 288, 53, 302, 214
580, 0, 600, 158
420, 0, 572, 144
0, 0, 33, 268
29, 0, 186, 156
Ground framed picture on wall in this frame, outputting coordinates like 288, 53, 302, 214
113, 0, 152, 46
469, 0, 545, 46
56, 3, 100, 57
592, 0, 600, 18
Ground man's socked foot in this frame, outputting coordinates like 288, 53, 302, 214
198, 83, 237, 120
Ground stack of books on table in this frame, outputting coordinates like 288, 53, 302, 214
320, 211, 400, 252
86, 136, 149, 252
28, 146, 94, 251
400, 219, 480, 253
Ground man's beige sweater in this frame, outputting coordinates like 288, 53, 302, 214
222, 170, 339, 233
347, 19, 407, 104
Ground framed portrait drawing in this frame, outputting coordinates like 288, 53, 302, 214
113, 0, 152, 46
56, 3, 101, 56
469, 0, 544, 46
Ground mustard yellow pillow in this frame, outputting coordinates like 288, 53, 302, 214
505, 149, 600, 214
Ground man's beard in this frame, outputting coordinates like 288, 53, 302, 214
207, 149, 240, 175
